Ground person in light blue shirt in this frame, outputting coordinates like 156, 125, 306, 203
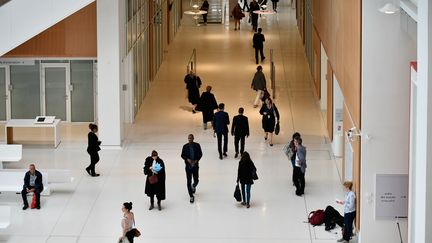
336, 181, 356, 242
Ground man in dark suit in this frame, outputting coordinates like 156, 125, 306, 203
21, 164, 44, 210
231, 107, 250, 158
253, 28, 265, 64
213, 103, 230, 160
181, 134, 203, 203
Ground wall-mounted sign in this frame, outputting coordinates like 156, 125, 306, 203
0, 59, 35, 65
375, 174, 408, 220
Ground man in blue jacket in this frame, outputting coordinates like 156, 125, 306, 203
181, 134, 203, 203
22, 164, 44, 210
213, 103, 230, 160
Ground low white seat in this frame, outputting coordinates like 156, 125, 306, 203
0, 206, 11, 229
0, 169, 73, 196
0, 144, 22, 169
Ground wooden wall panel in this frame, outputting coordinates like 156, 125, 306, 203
313, 0, 361, 229
327, 61, 333, 142
3, 2, 96, 58
312, 26, 321, 98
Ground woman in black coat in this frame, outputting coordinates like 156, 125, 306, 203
143, 150, 166, 211
237, 152, 257, 208
197, 85, 218, 130
184, 71, 202, 113
86, 123, 101, 177
259, 97, 280, 146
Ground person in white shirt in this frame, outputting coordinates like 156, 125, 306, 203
336, 181, 356, 242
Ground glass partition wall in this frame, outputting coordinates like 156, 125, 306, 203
126, 0, 182, 118
0, 59, 96, 122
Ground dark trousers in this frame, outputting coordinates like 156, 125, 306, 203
186, 165, 199, 197
203, 14, 208, 23
216, 132, 228, 156
255, 47, 265, 64
234, 135, 246, 154
21, 186, 42, 207
293, 166, 305, 195
291, 158, 295, 183
150, 195, 162, 205
87, 152, 99, 175
272, 1, 277, 10
343, 211, 356, 241
251, 15, 258, 31
242, 0, 250, 11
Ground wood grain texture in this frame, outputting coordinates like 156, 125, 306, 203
327, 60, 333, 142
313, 26, 321, 99
3, 2, 96, 57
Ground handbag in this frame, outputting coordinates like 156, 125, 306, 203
148, 174, 158, 184
234, 183, 242, 202
275, 122, 280, 135
252, 169, 259, 180
118, 237, 130, 243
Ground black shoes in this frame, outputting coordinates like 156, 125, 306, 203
223, 153, 228, 157
149, 204, 154, 210
192, 186, 196, 194
262, 57, 266, 62
158, 203, 162, 211
235, 153, 239, 158
36, 205, 40, 210
22, 205, 28, 210
91, 174, 100, 177
190, 196, 195, 203
219, 155, 223, 160
85, 168, 91, 176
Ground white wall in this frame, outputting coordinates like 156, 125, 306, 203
332, 75, 343, 157
0, 0, 94, 56
96, 0, 125, 147
320, 43, 328, 110
360, 0, 417, 242
409, 0, 432, 242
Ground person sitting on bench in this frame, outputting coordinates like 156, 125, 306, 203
21, 164, 44, 210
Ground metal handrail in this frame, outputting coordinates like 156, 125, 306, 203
186, 48, 197, 74
270, 49, 276, 99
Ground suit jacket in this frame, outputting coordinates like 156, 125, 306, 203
253, 33, 265, 49
181, 142, 203, 166
296, 145, 307, 173
87, 132, 101, 153
213, 110, 230, 134
231, 114, 250, 137
23, 170, 44, 191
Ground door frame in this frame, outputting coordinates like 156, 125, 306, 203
40, 63, 71, 122
0, 65, 11, 121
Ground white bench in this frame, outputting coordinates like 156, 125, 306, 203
0, 144, 22, 169
0, 206, 11, 229
0, 169, 73, 196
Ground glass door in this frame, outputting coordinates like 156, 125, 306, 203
0, 67, 7, 121
41, 64, 71, 121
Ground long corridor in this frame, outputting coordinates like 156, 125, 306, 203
0, 2, 345, 243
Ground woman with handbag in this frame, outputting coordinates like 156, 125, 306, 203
144, 150, 166, 210
259, 97, 280, 146
86, 123, 101, 177
236, 152, 257, 208
232, 3, 244, 30
119, 202, 139, 243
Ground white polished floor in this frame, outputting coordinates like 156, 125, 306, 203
0, 2, 350, 243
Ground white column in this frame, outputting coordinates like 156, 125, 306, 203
410, 0, 432, 242
96, 0, 123, 147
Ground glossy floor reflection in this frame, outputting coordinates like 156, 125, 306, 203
0, 2, 351, 243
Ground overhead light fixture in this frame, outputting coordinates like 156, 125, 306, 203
379, 2, 399, 14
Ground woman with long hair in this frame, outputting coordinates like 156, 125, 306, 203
236, 152, 257, 208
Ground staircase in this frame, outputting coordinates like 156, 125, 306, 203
200, 0, 223, 23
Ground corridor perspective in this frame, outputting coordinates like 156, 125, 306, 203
0, 2, 346, 243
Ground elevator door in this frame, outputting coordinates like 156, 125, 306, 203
41, 64, 71, 121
